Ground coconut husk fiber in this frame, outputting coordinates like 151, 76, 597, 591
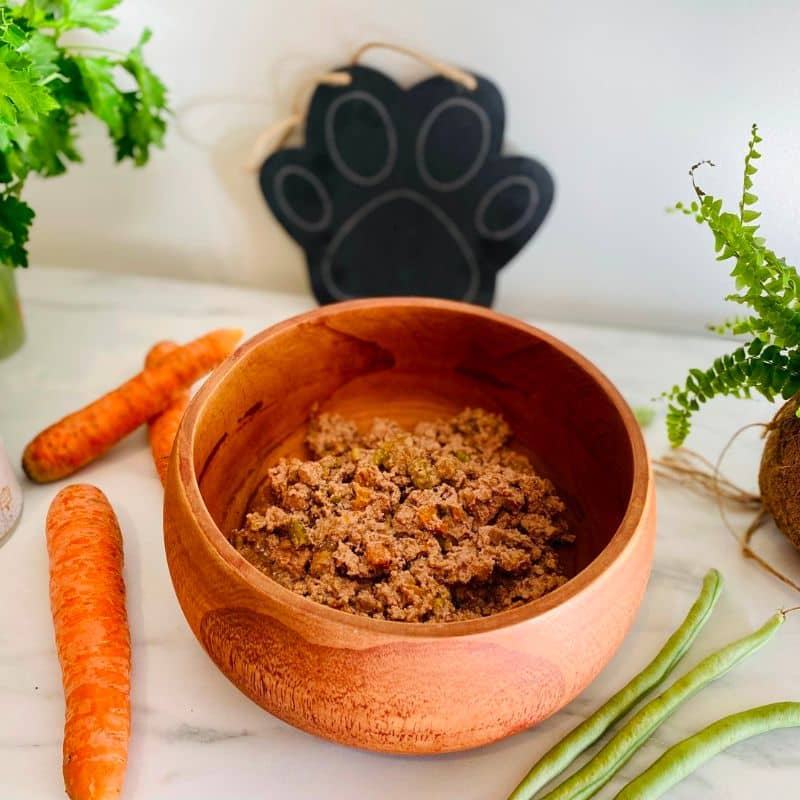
760, 395, 800, 551
654, 418, 800, 594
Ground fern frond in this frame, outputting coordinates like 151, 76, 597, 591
739, 123, 762, 223
666, 125, 800, 445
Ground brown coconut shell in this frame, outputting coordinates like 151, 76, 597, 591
759, 395, 800, 551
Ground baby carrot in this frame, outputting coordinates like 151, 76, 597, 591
22, 327, 242, 483
145, 341, 189, 486
616, 702, 800, 799
46, 484, 130, 800
538, 611, 786, 800
508, 569, 723, 800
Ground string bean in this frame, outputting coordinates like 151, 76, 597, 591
538, 610, 786, 800
508, 569, 722, 800
615, 702, 800, 799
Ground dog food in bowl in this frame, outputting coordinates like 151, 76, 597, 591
231, 408, 574, 622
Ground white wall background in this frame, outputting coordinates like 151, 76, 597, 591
24, 0, 800, 332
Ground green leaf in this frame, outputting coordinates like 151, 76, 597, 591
633, 405, 656, 428
751, 360, 767, 384
125, 30, 166, 110
784, 375, 800, 399
742, 192, 758, 205
716, 245, 736, 261
22, 32, 62, 82
0, 20, 28, 49
772, 366, 788, 392
666, 405, 691, 446
0, 194, 34, 267
0, 47, 57, 129
63, 0, 121, 32
690, 367, 713, 392
114, 28, 167, 165
23, 108, 81, 175
0, 0, 168, 268
742, 208, 761, 222
74, 55, 123, 137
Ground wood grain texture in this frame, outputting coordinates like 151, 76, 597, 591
163, 298, 656, 754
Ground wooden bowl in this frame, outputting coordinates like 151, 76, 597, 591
164, 298, 655, 754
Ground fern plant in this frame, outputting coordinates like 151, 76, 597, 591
665, 125, 800, 445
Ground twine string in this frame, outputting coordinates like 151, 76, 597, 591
245, 71, 350, 170
350, 41, 477, 90
247, 41, 477, 170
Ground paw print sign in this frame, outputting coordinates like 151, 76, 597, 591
259, 61, 554, 306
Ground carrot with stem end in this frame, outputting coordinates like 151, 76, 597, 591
22, 328, 243, 483
145, 341, 189, 486
47, 484, 130, 800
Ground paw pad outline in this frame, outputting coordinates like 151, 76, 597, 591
260, 65, 554, 306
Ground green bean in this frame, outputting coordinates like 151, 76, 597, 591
508, 569, 723, 800
615, 702, 800, 799
537, 610, 786, 800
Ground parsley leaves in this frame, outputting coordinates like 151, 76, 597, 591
0, 0, 168, 268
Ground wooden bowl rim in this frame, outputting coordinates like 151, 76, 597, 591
173, 297, 650, 638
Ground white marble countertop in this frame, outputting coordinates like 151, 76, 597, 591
2, 267, 799, 800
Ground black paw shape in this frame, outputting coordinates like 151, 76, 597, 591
259, 65, 554, 306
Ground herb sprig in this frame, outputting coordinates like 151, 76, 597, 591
665, 125, 800, 445
0, 0, 167, 267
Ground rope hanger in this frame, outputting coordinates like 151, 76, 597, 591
247, 41, 477, 171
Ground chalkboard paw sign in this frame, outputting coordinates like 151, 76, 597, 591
259, 62, 554, 306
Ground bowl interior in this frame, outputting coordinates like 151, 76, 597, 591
191, 301, 636, 582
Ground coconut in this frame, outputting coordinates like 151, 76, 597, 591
759, 395, 800, 551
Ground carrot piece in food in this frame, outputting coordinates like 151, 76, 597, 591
22, 328, 243, 483
145, 341, 190, 486
46, 484, 130, 800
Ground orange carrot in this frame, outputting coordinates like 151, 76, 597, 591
23, 328, 242, 483
145, 341, 190, 486
46, 484, 130, 800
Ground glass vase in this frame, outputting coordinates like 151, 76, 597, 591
0, 265, 24, 359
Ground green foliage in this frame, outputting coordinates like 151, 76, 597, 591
115, 29, 166, 165
0, 192, 33, 264
633, 405, 656, 428
665, 125, 800, 445
0, 0, 167, 268
60, 0, 122, 33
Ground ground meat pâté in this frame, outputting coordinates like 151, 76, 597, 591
231, 408, 573, 622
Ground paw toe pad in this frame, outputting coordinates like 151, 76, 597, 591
260, 65, 554, 306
